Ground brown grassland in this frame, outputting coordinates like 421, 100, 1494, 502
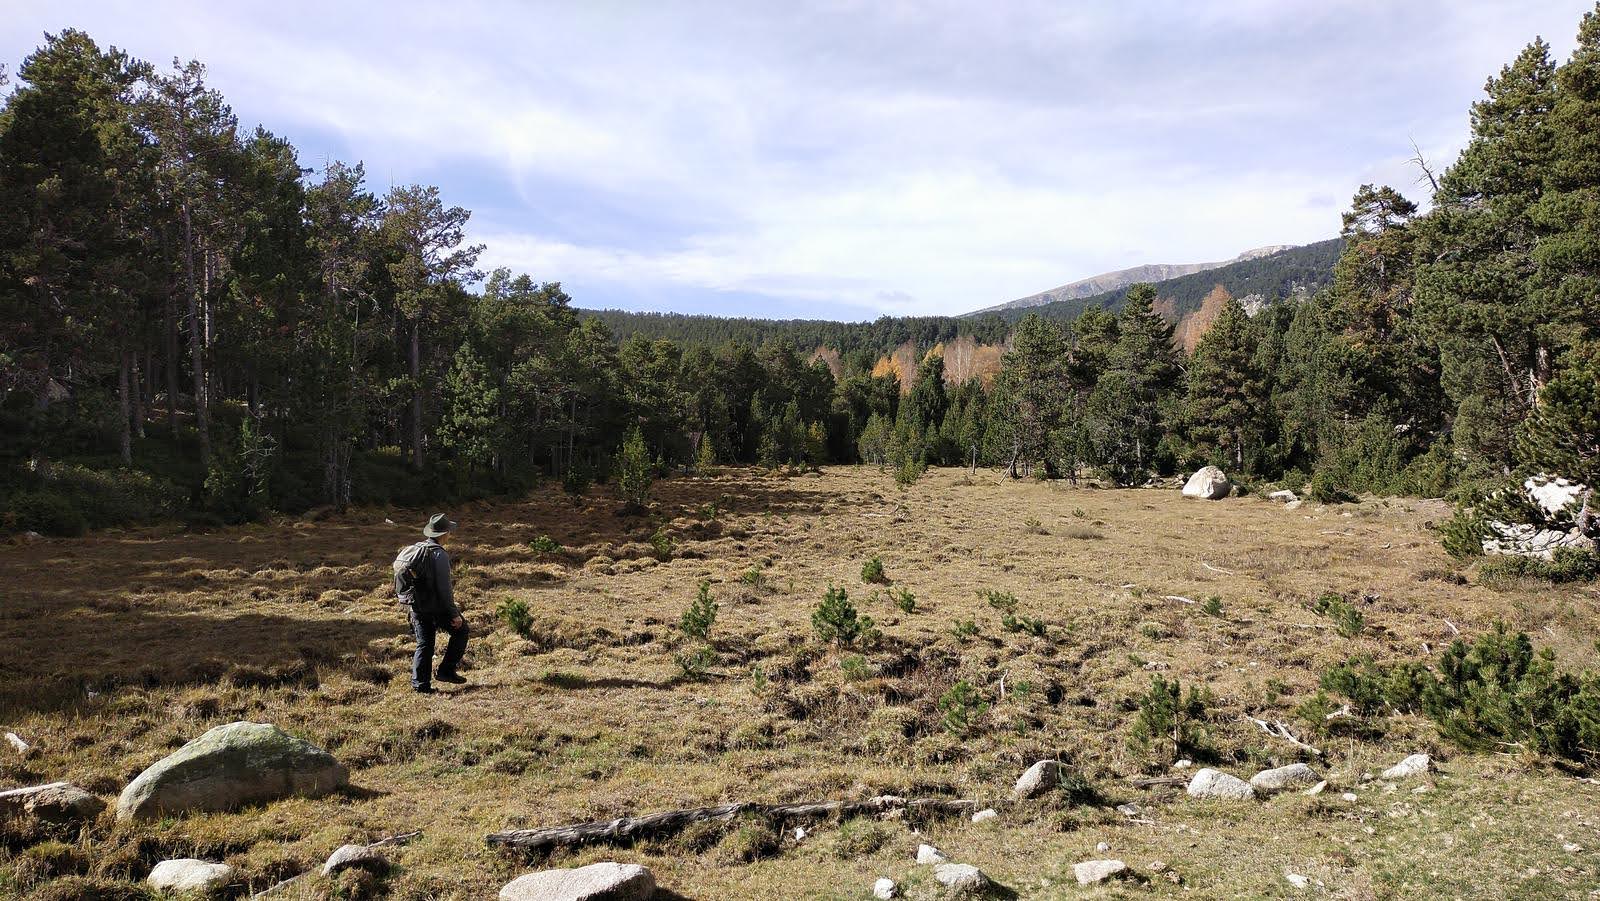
3, 466, 1600, 899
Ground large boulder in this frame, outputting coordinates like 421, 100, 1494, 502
932, 863, 990, 894
1249, 763, 1320, 796
1182, 466, 1231, 500
116, 722, 347, 821
1011, 759, 1062, 800
0, 782, 105, 825
147, 859, 234, 894
499, 862, 655, 901
1483, 476, 1596, 558
1186, 768, 1255, 800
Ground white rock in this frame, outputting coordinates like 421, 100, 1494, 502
1012, 759, 1062, 799
1526, 475, 1588, 518
1115, 802, 1142, 817
1380, 754, 1431, 780
1483, 521, 1596, 559
932, 863, 990, 892
1250, 763, 1320, 796
970, 808, 997, 823
872, 877, 899, 899
1285, 872, 1311, 890
1284, 499, 1304, 511
322, 843, 387, 876
1304, 780, 1327, 796
1073, 859, 1127, 885
1268, 489, 1298, 503
1187, 768, 1255, 801
499, 863, 655, 901
4, 732, 29, 757
1341, 792, 1358, 802
916, 843, 948, 865
1182, 466, 1231, 500
148, 859, 234, 894
793, 826, 808, 841
1174, 759, 1193, 769
1095, 841, 1110, 852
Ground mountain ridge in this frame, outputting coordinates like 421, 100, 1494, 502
969, 244, 1295, 316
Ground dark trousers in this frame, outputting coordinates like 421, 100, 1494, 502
410, 610, 469, 688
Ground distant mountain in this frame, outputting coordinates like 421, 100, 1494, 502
970, 245, 1296, 317
979, 239, 1343, 324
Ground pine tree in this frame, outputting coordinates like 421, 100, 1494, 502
1515, 344, 1600, 533
1186, 296, 1266, 470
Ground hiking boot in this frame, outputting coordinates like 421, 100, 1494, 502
435, 671, 467, 685
413, 684, 436, 694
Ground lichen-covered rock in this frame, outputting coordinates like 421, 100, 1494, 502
873, 876, 899, 899
323, 843, 388, 876
0, 782, 104, 825
1073, 859, 1127, 885
116, 722, 347, 821
1380, 754, 1430, 780
1249, 763, 1320, 795
499, 862, 655, 901
916, 843, 948, 865
1182, 466, 1231, 500
1186, 768, 1255, 800
148, 859, 234, 894
932, 863, 990, 894
1011, 759, 1062, 799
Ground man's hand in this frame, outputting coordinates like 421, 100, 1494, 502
450, 615, 464, 629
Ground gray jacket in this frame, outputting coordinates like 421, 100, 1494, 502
416, 539, 461, 620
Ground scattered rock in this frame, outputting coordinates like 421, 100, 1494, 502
792, 826, 808, 841
4, 732, 30, 757
1285, 872, 1311, 890
1380, 754, 1430, 780
1186, 768, 1255, 801
499, 862, 655, 901
1095, 841, 1110, 852
1267, 489, 1298, 503
1115, 802, 1142, 818
116, 722, 348, 821
1182, 466, 1231, 500
147, 859, 234, 894
970, 808, 997, 823
1174, 759, 1193, 769
0, 782, 105, 825
932, 863, 990, 893
1012, 759, 1062, 799
1304, 781, 1327, 796
322, 844, 387, 876
1149, 860, 1169, 873
1341, 792, 1358, 802
1284, 499, 1304, 511
916, 843, 948, 865
1073, 859, 1127, 885
873, 876, 899, 899
1250, 763, 1320, 796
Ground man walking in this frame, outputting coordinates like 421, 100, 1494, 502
403, 513, 469, 693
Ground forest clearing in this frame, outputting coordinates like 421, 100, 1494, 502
5, 467, 1599, 899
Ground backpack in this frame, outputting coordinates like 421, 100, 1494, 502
392, 541, 437, 606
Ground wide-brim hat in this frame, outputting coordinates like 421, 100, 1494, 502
423, 513, 457, 538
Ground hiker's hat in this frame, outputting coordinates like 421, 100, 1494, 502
423, 513, 457, 538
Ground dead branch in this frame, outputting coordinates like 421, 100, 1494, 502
486, 795, 975, 854
1408, 138, 1441, 195
1200, 562, 1235, 575
1246, 715, 1323, 756
1443, 619, 1460, 636
1130, 776, 1189, 788
1162, 595, 1196, 605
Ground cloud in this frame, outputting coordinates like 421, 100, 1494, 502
7, 0, 1597, 316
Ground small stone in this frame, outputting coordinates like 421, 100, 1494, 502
932, 863, 990, 892
1012, 759, 1062, 799
498, 863, 655, 901
1115, 802, 1142, 817
1564, 843, 1583, 853
1073, 859, 1127, 885
970, 808, 997, 823
1285, 872, 1311, 890
1341, 793, 1358, 802
1149, 860, 1169, 873
1250, 763, 1320, 796
1304, 781, 1327, 796
1284, 499, 1304, 510
1268, 489, 1298, 503
1174, 759, 1192, 769
793, 826, 808, 841
1186, 768, 1255, 801
322, 844, 387, 876
1095, 841, 1110, 852
148, 859, 234, 894
1380, 754, 1430, 780
873, 877, 899, 899
916, 843, 948, 865
4, 732, 30, 757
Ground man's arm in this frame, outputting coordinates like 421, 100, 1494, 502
431, 546, 462, 621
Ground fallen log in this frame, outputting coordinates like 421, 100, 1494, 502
1129, 776, 1189, 789
486, 795, 975, 853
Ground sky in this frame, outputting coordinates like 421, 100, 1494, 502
5, 2, 1596, 320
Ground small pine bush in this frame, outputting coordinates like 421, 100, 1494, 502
860, 555, 888, 584
980, 589, 1018, 614
890, 587, 916, 613
1308, 469, 1356, 504
1310, 592, 1366, 637
1130, 675, 1211, 762
680, 580, 718, 641
649, 526, 676, 561
938, 680, 989, 735
528, 534, 561, 554
673, 645, 719, 680
1478, 547, 1600, 585
1199, 595, 1224, 617
10, 490, 86, 537
813, 585, 877, 647
950, 619, 979, 640
616, 426, 654, 512
496, 598, 534, 639
1001, 613, 1047, 637
839, 654, 872, 682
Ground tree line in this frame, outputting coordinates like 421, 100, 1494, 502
3, 13, 1599, 538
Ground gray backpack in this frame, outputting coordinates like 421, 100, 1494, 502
392, 541, 436, 606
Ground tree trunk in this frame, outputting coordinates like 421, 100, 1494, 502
409, 318, 424, 470
164, 291, 179, 434
182, 203, 211, 465
117, 343, 132, 465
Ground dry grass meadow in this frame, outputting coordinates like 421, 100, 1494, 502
4, 466, 1600, 899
